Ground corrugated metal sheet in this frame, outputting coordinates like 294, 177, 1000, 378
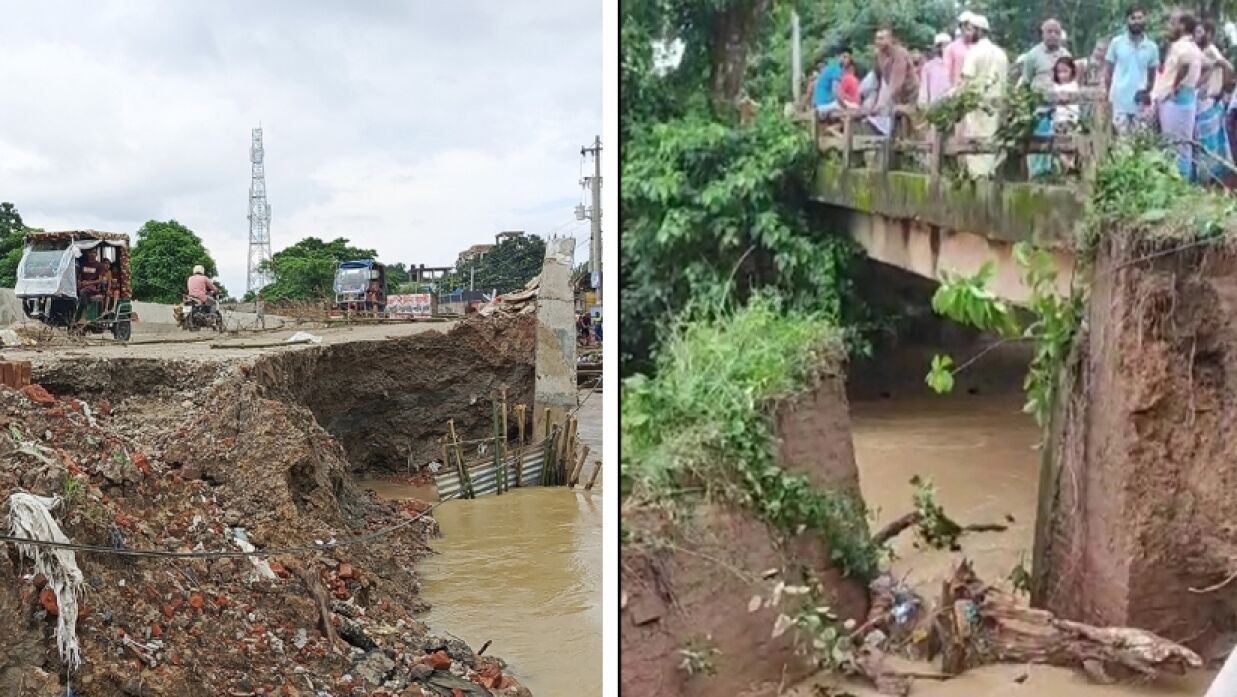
435, 450, 550, 499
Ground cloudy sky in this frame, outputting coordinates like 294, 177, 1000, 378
0, 1, 601, 294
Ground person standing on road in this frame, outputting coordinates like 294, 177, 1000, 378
1106, 6, 1161, 135
944, 11, 976, 87
1022, 19, 1072, 178
958, 15, 1009, 178
1152, 9, 1204, 179
919, 33, 954, 107
255, 290, 266, 330
1194, 20, 1233, 184
870, 27, 918, 136
1079, 38, 1111, 86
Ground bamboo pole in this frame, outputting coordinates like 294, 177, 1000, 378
514, 404, 526, 487
441, 439, 451, 486
585, 460, 601, 490
501, 387, 509, 493
557, 417, 576, 486
541, 428, 556, 486
491, 394, 503, 495
568, 416, 579, 461
551, 427, 563, 486
569, 445, 591, 487
448, 420, 473, 499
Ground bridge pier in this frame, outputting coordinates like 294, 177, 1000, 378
1032, 231, 1237, 657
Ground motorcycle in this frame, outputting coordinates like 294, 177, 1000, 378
180, 292, 223, 332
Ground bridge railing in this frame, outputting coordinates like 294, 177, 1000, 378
805, 87, 1112, 184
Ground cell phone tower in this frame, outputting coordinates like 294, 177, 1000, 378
247, 126, 273, 293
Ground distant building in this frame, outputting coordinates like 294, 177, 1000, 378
455, 230, 525, 268
457, 243, 494, 266
495, 230, 525, 246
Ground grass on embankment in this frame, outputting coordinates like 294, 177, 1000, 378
620, 295, 881, 580
1086, 136, 1236, 248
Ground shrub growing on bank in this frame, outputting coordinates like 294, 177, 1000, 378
621, 295, 881, 580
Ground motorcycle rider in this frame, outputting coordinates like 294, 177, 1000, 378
186, 265, 218, 320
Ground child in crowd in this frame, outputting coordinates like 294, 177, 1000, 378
1051, 57, 1081, 174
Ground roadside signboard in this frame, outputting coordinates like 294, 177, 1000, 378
387, 293, 433, 317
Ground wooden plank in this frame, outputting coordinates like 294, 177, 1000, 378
929, 128, 944, 179
841, 114, 854, 169
585, 461, 602, 491
569, 445, 591, 488
1086, 99, 1112, 188
941, 135, 1083, 156
850, 135, 886, 151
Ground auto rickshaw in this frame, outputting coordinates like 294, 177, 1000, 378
332, 259, 387, 316
15, 230, 135, 342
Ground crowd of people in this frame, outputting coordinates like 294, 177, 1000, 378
808, 7, 1237, 183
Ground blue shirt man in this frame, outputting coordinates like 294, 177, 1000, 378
1105, 17, 1160, 123
814, 60, 844, 110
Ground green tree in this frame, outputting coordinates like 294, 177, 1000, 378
131, 220, 220, 304
260, 237, 377, 301
386, 262, 411, 289
0, 203, 28, 288
444, 235, 546, 295
620, 0, 861, 375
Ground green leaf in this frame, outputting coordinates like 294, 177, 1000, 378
925, 354, 956, 394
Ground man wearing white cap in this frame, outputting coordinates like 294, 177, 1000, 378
944, 11, 976, 87
920, 33, 954, 106
958, 14, 1009, 177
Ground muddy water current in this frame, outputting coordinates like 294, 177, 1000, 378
792, 394, 1214, 697
358, 390, 603, 696
359, 483, 602, 696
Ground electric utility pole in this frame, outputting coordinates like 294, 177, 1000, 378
792, 11, 802, 102
579, 136, 602, 303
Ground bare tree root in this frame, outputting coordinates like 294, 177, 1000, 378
936, 560, 1201, 680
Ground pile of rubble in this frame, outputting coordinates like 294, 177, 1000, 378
0, 371, 531, 696
477, 279, 538, 318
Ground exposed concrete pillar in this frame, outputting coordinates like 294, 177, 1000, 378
1033, 236, 1237, 654
534, 236, 577, 437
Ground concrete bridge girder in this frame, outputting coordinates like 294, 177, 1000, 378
843, 211, 1076, 305
812, 162, 1082, 304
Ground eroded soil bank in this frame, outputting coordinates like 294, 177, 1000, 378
30, 316, 535, 475
620, 377, 870, 697
0, 318, 536, 696
1035, 233, 1237, 660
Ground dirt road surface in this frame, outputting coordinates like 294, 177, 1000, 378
5, 319, 459, 365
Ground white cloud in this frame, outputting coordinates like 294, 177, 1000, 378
0, 0, 601, 294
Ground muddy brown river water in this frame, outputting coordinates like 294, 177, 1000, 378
359, 483, 602, 696
357, 391, 603, 697
420, 489, 602, 697
790, 394, 1215, 697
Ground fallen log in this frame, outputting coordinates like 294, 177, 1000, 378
872, 510, 1008, 547
937, 560, 1202, 681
